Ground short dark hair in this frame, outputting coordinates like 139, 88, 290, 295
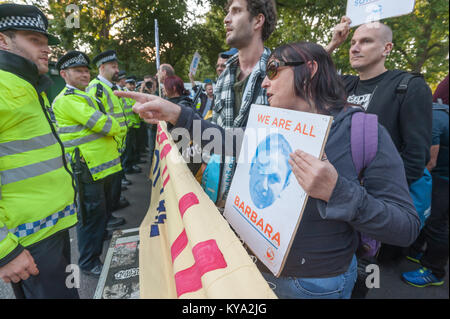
270, 42, 349, 115
226, 0, 277, 42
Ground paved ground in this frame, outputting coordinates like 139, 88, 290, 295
1, 159, 448, 299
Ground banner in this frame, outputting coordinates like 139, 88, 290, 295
224, 105, 333, 277
346, 0, 416, 27
139, 122, 277, 299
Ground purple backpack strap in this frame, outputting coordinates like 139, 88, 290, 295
351, 112, 378, 179
351, 111, 381, 258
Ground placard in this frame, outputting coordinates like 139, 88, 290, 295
94, 228, 140, 299
224, 105, 333, 277
189, 51, 201, 76
346, 0, 416, 27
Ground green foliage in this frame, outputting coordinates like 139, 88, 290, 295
24, 0, 448, 87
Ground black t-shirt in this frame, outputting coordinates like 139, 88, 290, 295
342, 70, 433, 185
346, 71, 389, 110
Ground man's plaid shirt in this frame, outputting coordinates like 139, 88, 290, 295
211, 47, 271, 129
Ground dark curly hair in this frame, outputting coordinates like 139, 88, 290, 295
226, 0, 277, 42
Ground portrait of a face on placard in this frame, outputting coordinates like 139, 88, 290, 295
249, 133, 293, 209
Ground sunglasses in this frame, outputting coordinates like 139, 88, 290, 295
266, 60, 305, 80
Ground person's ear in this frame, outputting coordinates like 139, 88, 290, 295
253, 13, 265, 32
383, 42, 393, 57
0, 32, 12, 51
307, 60, 319, 79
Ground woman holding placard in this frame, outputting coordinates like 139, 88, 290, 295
114, 42, 419, 299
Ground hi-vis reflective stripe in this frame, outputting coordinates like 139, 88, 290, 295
89, 157, 120, 175
58, 125, 85, 134
0, 226, 8, 241
10, 203, 76, 238
86, 111, 104, 128
110, 113, 123, 119
0, 133, 57, 158
102, 117, 113, 134
58, 115, 113, 136
0, 156, 64, 185
72, 91, 97, 109
63, 133, 104, 148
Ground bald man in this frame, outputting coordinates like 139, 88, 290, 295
326, 17, 433, 290
327, 17, 432, 187
158, 63, 175, 84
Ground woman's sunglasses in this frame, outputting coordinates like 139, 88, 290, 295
266, 60, 305, 80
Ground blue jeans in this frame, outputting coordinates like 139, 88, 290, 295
262, 255, 357, 299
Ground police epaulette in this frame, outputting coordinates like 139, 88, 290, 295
64, 88, 75, 95
96, 83, 104, 99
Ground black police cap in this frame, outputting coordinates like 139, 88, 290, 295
0, 3, 59, 45
125, 76, 137, 83
118, 70, 126, 79
92, 50, 119, 68
56, 51, 90, 71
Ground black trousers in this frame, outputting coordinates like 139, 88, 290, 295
409, 175, 449, 279
11, 230, 79, 299
121, 129, 137, 173
76, 175, 113, 271
109, 170, 124, 213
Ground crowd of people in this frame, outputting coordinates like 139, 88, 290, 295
0, 0, 448, 300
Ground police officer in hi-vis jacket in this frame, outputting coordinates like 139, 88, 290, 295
52, 51, 124, 278
0, 3, 79, 298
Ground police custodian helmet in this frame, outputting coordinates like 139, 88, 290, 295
56, 51, 91, 72
0, 3, 60, 45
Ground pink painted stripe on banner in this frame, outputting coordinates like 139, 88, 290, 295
160, 144, 172, 159
171, 229, 188, 263
162, 165, 168, 177
178, 192, 199, 218
175, 264, 202, 297
174, 240, 227, 297
163, 175, 170, 188
158, 132, 168, 144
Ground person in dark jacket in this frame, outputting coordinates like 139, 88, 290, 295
326, 17, 432, 187
402, 74, 449, 288
325, 17, 433, 267
164, 75, 194, 109
115, 42, 420, 299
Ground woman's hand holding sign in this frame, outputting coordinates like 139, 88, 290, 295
114, 91, 181, 125
289, 150, 338, 203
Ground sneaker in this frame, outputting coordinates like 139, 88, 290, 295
82, 264, 103, 278
406, 252, 423, 264
402, 267, 444, 288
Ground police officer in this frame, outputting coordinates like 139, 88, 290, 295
0, 4, 78, 298
86, 50, 129, 227
116, 71, 142, 176
52, 51, 123, 277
